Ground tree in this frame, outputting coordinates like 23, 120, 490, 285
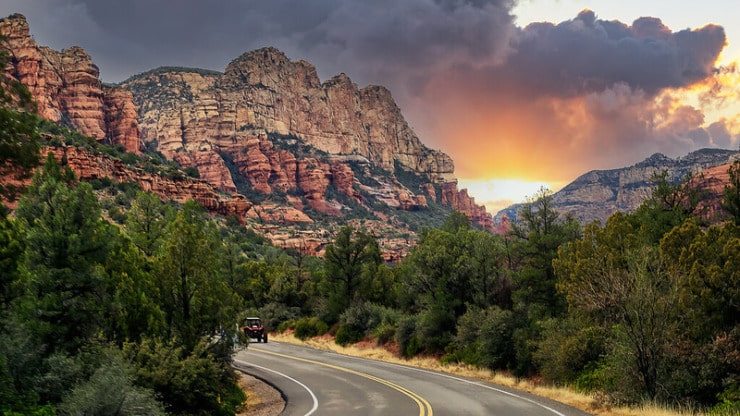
154, 200, 237, 351
632, 171, 706, 243
511, 187, 580, 318
15, 154, 114, 353
104, 230, 165, 344
403, 213, 511, 354
126, 191, 171, 257
554, 213, 678, 399
0, 210, 24, 316
323, 226, 381, 322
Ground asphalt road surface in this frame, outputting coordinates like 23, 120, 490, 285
233, 341, 592, 416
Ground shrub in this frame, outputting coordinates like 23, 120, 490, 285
336, 303, 401, 346
293, 317, 328, 340
396, 315, 422, 358
335, 325, 364, 346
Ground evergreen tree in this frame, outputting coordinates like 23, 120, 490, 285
15, 154, 114, 353
323, 226, 381, 322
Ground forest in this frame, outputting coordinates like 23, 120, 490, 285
1, 55, 740, 415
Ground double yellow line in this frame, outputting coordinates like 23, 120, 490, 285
254, 348, 433, 416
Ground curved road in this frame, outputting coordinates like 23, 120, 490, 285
233, 342, 591, 416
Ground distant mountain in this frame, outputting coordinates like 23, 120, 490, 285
495, 148, 740, 225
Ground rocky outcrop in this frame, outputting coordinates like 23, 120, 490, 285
495, 149, 740, 225
0, 14, 141, 154
103, 86, 142, 153
45, 145, 250, 219
695, 160, 739, 221
441, 182, 494, 231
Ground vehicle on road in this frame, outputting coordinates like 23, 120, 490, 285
243, 317, 268, 343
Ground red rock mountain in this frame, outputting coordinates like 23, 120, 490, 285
1, 13, 494, 254
1, 14, 141, 154
120, 47, 492, 226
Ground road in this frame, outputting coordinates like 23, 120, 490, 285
233, 341, 592, 416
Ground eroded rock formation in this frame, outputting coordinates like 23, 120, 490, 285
0, 14, 141, 154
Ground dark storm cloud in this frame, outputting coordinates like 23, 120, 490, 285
0, 0, 518, 86
492, 9, 726, 98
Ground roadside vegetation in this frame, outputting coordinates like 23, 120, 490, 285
1, 47, 739, 415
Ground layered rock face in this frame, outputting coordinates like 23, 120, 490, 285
495, 148, 740, 225
0, 14, 141, 154
122, 47, 491, 226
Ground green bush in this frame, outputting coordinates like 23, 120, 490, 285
336, 303, 400, 346
293, 317, 328, 340
57, 350, 164, 416
276, 320, 295, 333
124, 338, 243, 416
534, 318, 606, 385
396, 315, 422, 358
335, 325, 364, 346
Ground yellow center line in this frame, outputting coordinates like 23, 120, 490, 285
252, 348, 433, 416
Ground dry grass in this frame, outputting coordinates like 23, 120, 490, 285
268, 332, 705, 416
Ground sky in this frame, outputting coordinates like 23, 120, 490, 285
2, 0, 739, 215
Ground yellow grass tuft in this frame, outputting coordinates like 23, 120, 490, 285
267, 332, 706, 416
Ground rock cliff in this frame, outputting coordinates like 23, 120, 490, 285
121, 46, 491, 228
495, 148, 740, 225
0, 14, 141, 154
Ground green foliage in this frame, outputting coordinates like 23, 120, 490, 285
0, 212, 24, 314
511, 187, 580, 318
57, 349, 164, 416
322, 226, 381, 322
125, 338, 244, 416
402, 214, 512, 354
452, 306, 516, 370
395, 315, 422, 358
632, 170, 707, 243
15, 155, 114, 353
126, 191, 172, 257
254, 302, 302, 332
155, 201, 239, 352
336, 303, 400, 346
293, 317, 328, 340
184, 166, 200, 178
533, 317, 606, 386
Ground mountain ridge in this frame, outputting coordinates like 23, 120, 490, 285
495, 148, 740, 225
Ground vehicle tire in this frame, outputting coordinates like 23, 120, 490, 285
263, 333, 268, 343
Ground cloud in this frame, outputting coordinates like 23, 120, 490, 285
1, 2, 734, 186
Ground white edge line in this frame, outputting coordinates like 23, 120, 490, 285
234, 358, 319, 416
329, 352, 569, 416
